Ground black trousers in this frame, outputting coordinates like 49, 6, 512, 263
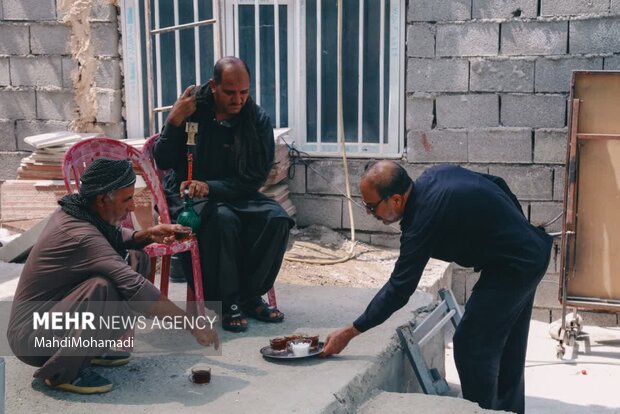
453, 259, 549, 414
188, 204, 290, 306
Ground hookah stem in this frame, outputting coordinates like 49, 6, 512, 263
187, 151, 193, 185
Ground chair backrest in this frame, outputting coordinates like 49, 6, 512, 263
62, 137, 140, 193
62, 136, 174, 227
140, 134, 173, 224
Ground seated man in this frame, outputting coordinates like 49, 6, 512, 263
153, 56, 293, 332
7, 158, 218, 394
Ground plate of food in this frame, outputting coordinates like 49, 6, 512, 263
260, 334, 323, 360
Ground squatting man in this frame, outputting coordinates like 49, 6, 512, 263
7, 158, 219, 394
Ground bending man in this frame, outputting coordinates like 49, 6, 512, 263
322, 161, 552, 414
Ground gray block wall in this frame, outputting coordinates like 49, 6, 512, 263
288, 2, 620, 319
0, 1, 124, 179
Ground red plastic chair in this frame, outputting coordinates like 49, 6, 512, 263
62, 137, 206, 317
142, 134, 278, 309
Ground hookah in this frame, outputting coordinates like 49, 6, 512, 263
176, 122, 202, 235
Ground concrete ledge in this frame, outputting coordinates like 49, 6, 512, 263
358, 391, 505, 413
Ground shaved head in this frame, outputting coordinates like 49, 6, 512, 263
362, 160, 412, 199
213, 56, 251, 84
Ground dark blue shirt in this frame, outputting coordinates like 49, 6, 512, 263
353, 165, 553, 332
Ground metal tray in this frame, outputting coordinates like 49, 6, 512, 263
260, 342, 324, 360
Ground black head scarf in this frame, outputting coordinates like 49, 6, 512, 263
58, 158, 136, 258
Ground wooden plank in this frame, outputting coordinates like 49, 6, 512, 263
577, 133, 620, 140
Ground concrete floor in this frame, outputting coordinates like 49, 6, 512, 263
2, 259, 620, 413
445, 320, 620, 413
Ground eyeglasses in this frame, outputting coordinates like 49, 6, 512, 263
362, 197, 386, 214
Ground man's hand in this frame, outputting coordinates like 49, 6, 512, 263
167, 85, 197, 127
320, 324, 361, 357
180, 180, 209, 198
148, 223, 192, 244
192, 326, 220, 350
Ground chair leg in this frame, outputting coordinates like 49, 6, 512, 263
267, 287, 277, 309
186, 286, 196, 317
160, 255, 171, 297
188, 242, 206, 317
148, 257, 157, 284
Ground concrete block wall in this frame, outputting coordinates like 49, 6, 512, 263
288, 1, 620, 321
0, 0, 124, 180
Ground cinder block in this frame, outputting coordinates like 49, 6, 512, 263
604, 55, 620, 69
407, 24, 435, 58
96, 122, 125, 139
468, 127, 531, 163
306, 159, 366, 196
534, 272, 561, 309
369, 233, 401, 248
553, 167, 565, 201
30, 23, 71, 55
96, 89, 122, 123
407, 129, 468, 163
15, 120, 71, 150
451, 266, 471, 304
9, 56, 63, 88
570, 18, 620, 54
2, 0, 56, 21
407, 58, 469, 92
95, 59, 122, 90
0, 120, 17, 151
0, 24, 30, 55
56, 0, 116, 22
501, 21, 568, 56
36, 90, 75, 121
501, 94, 566, 128
535, 57, 603, 93
350, 231, 371, 244
534, 128, 568, 164
464, 271, 480, 302
530, 201, 563, 233
407, 0, 471, 21
403, 163, 434, 181
62, 57, 77, 88
473, 0, 537, 19
0, 58, 9, 86
0, 152, 27, 181
290, 195, 342, 228
90, 0, 117, 21
488, 165, 553, 200
343, 197, 401, 233
548, 238, 561, 275
436, 94, 499, 128
436, 22, 499, 57
612, 0, 620, 14
91, 23, 120, 57
287, 164, 306, 194
541, 0, 609, 16
406, 95, 434, 131
531, 308, 551, 323
0, 90, 36, 119
470, 58, 535, 93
